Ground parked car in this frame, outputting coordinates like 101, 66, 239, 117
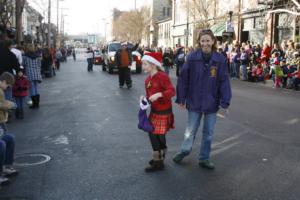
103, 41, 142, 74
93, 50, 103, 65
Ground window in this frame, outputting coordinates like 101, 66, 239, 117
163, 7, 166, 16
167, 7, 171, 17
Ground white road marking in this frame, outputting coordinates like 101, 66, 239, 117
284, 118, 299, 125
14, 154, 51, 167
94, 118, 110, 129
54, 135, 69, 145
212, 134, 241, 148
211, 142, 240, 156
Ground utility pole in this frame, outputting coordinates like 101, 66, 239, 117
48, 0, 51, 47
134, 0, 137, 10
16, 0, 26, 45
57, 0, 59, 34
56, 0, 64, 47
186, 0, 189, 47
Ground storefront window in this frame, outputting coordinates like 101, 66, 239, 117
255, 17, 265, 30
243, 18, 254, 31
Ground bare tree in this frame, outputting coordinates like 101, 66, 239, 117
181, 0, 216, 29
112, 6, 151, 43
0, 0, 14, 27
267, 0, 300, 15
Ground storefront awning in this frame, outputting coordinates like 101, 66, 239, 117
210, 22, 226, 37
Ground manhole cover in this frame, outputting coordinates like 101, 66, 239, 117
14, 154, 51, 167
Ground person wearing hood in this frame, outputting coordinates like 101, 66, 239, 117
0, 35, 21, 121
23, 45, 42, 109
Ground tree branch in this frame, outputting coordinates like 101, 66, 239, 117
291, 0, 300, 9
268, 9, 300, 15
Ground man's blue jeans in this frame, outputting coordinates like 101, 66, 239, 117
0, 133, 15, 172
240, 65, 247, 80
179, 111, 217, 161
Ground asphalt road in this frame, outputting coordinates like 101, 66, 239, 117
1, 57, 299, 200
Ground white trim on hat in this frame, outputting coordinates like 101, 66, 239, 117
142, 55, 162, 67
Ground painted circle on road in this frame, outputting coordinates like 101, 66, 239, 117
14, 154, 51, 167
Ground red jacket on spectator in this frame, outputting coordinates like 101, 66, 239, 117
292, 70, 300, 79
13, 76, 30, 97
261, 46, 272, 60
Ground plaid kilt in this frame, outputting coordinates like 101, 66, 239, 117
149, 112, 174, 135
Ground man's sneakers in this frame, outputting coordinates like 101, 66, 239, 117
2, 166, 18, 177
199, 160, 215, 170
0, 175, 9, 186
172, 152, 186, 164
173, 153, 215, 170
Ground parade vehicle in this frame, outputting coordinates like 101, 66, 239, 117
93, 50, 103, 65
103, 41, 142, 74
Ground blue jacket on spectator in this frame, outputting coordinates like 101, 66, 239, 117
176, 50, 232, 113
233, 53, 241, 64
240, 52, 249, 65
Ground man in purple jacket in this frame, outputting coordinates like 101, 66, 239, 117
173, 29, 232, 170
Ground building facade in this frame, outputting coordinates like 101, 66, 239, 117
157, 0, 300, 48
149, 0, 172, 47
157, 18, 172, 47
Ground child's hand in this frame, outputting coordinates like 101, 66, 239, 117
4, 101, 14, 109
218, 108, 229, 118
177, 103, 186, 109
149, 93, 162, 102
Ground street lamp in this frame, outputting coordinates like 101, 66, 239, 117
226, 11, 234, 43
102, 18, 108, 43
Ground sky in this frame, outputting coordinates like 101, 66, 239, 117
28, 0, 151, 36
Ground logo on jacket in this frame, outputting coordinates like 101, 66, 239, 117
210, 66, 217, 78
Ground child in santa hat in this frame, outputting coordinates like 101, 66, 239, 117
140, 52, 176, 172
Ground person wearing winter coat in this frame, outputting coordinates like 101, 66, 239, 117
0, 39, 21, 104
162, 48, 173, 75
141, 52, 176, 172
174, 47, 185, 77
12, 69, 29, 119
55, 49, 62, 71
173, 29, 232, 170
86, 47, 94, 72
0, 72, 18, 185
115, 42, 139, 89
240, 48, 249, 81
23, 45, 42, 109
41, 48, 53, 77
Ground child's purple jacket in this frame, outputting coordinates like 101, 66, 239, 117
176, 50, 232, 113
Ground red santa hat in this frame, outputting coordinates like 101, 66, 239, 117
142, 52, 164, 71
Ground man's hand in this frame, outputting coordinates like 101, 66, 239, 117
149, 93, 162, 102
